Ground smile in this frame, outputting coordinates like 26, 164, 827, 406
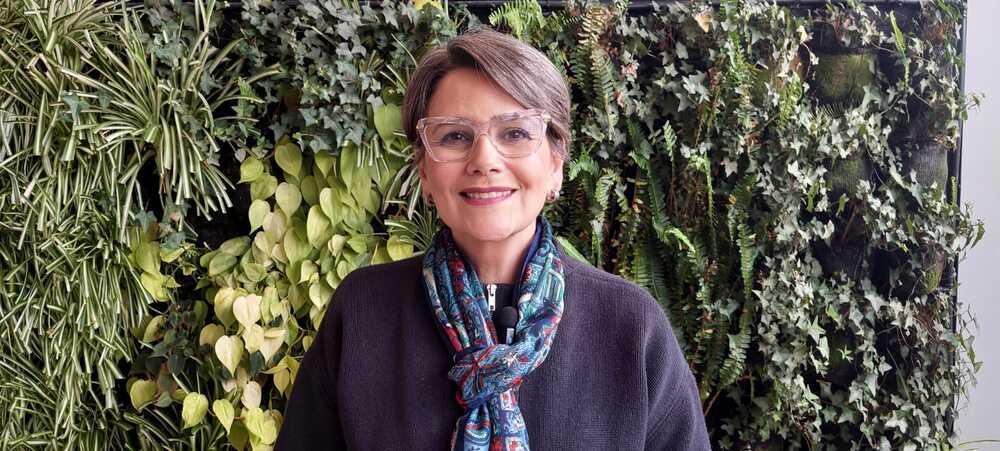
460, 189, 515, 205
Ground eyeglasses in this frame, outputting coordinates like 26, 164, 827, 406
415, 109, 552, 163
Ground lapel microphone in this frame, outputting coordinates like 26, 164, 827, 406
497, 306, 519, 345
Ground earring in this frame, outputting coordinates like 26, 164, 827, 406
546, 189, 560, 202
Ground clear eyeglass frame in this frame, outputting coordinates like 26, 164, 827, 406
415, 108, 553, 163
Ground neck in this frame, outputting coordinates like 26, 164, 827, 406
451, 220, 537, 284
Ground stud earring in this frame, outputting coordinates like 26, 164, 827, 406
546, 189, 560, 202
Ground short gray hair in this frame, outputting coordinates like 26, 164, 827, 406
401, 28, 572, 163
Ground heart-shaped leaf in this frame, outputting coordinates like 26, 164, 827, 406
212, 399, 235, 433
374, 104, 402, 145
307, 206, 332, 249
275, 141, 302, 178
239, 157, 265, 183
199, 324, 225, 347
249, 200, 270, 232
129, 379, 157, 410
233, 294, 262, 329
275, 182, 302, 217
215, 335, 244, 375
242, 381, 262, 409
182, 392, 209, 429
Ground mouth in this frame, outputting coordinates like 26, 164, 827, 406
459, 188, 517, 205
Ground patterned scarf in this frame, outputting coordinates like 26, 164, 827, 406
422, 216, 565, 451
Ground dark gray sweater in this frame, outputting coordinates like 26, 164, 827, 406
275, 243, 711, 450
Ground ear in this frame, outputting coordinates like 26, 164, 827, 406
550, 145, 564, 194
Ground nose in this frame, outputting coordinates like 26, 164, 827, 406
464, 132, 504, 176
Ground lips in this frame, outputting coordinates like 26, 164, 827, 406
459, 187, 517, 205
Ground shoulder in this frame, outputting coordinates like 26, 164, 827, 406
335, 254, 423, 293
556, 244, 668, 330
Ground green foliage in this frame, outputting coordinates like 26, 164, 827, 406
0, 0, 984, 449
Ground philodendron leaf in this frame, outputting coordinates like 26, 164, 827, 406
243, 324, 264, 354
199, 324, 225, 347
250, 175, 278, 201
283, 226, 312, 263
386, 235, 414, 261
182, 392, 209, 429
220, 237, 251, 256
240, 157, 265, 183
142, 315, 166, 343
260, 327, 286, 362
209, 253, 237, 276
135, 241, 160, 275
319, 187, 338, 222
215, 335, 244, 375
212, 399, 235, 433
275, 141, 303, 178
374, 104, 402, 145
314, 151, 336, 177
307, 206, 332, 248
242, 380, 262, 409
214, 287, 241, 328
233, 294, 262, 329
249, 200, 270, 232
275, 182, 302, 216
129, 379, 157, 410
244, 407, 278, 445
340, 145, 357, 188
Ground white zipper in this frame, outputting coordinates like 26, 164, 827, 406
486, 283, 497, 313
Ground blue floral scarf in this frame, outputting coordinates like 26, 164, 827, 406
422, 216, 565, 451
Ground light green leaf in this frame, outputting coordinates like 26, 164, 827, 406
215, 335, 244, 375
220, 237, 251, 256
244, 407, 278, 445
129, 379, 157, 410
233, 294, 262, 329
386, 235, 414, 261
340, 145, 357, 188
300, 175, 320, 206
275, 141, 303, 178
240, 157, 265, 183
315, 151, 336, 177
199, 324, 226, 347
307, 206, 332, 248
249, 200, 270, 232
327, 234, 347, 256
283, 226, 311, 263
135, 241, 160, 275
142, 315, 166, 343
374, 104, 402, 145
212, 399, 235, 433
250, 175, 278, 201
242, 381, 262, 409
182, 392, 209, 429
275, 182, 302, 217
209, 253, 237, 277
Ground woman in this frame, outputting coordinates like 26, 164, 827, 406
276, 29, 710, 450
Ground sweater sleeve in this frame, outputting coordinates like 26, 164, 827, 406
274, 289, 347, 451
641, 293, 712, 451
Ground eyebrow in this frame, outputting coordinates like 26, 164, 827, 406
429, 110, 533, 122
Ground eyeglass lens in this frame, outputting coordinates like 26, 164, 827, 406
423, 116, 545, 161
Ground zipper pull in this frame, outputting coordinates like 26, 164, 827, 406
487, 283, 497, 313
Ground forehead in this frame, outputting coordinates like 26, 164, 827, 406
425, 67, 528, 122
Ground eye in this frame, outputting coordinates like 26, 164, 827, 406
501, 128, 532, 141
439, 131, 471, 145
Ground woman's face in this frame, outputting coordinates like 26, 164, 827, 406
417, 67, 563, 247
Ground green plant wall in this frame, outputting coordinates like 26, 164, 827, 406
0, 0, 983, 449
